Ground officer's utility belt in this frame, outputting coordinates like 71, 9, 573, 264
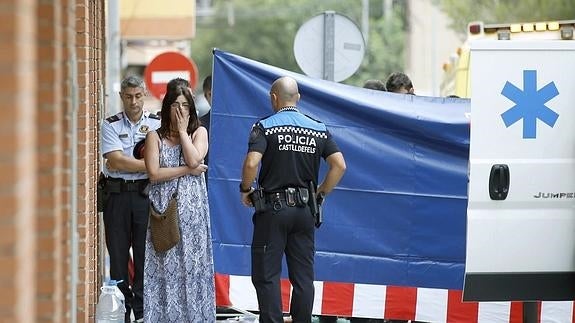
250, 187, 309, 212
105, 177, 149, 193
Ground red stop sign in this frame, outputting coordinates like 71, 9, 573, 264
143, 52, 199, 100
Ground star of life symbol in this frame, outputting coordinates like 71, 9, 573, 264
500, 70, 559, 139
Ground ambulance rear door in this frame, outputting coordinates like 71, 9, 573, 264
464, 40, 575, 301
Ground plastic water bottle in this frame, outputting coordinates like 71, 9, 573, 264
107, 280, 125, 309
95, 280, 126, 323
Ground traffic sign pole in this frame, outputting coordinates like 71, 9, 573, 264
323, 11, 335, 81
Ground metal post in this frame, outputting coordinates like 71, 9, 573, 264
322, 11, 335, 81
361, 0, 369, 46
430, 4, 437, 96
98, 83, 106, 291
384, 0, 392, 20
107, 0, 121, 115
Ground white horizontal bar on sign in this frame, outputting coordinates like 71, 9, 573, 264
312, 281, 323, 315
352, 283, 386, 319
415, 288, 448, 323
540, 301, 573, 323
477, 301, 510, 323
151, 71, 190, 84
229, 275, 258, 311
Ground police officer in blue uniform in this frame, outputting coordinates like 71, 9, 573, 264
240, 76, 346, 323
100, 75, 160, 323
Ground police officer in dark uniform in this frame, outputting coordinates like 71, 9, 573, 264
240, 76, 346, 323
100, 75, 160, 323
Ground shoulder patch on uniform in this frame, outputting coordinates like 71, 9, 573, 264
249, 123, 265, 142
149, 113, 160, 120
106, 114, 121, 123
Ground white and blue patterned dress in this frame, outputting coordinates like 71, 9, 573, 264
144, 139, 215, 322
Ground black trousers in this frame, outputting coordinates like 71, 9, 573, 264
103, 190, 149, 321
251, 202, 315, 323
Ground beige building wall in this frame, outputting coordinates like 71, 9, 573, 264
119, 0, 197, 94
120, 0, 196, 39
405, 0, 462, 96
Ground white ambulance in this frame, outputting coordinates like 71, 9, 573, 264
465, 40, 575, 301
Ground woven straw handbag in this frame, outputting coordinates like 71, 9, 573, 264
149, 146, 183, 253
149, 193, 180, 253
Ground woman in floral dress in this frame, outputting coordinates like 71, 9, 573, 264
143, 84, 215, 322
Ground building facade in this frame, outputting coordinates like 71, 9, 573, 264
405, 0, 461, 96
0, 0, 105, 321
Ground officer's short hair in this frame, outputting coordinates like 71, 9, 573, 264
121, 75, 147, 92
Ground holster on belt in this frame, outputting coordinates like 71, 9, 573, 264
249, 188, 267, 213
307, 181, 325, 228
97, 173, 109, 212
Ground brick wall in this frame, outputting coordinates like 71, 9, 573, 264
0, 1, 37, 322
36, 0, 65, 321
0, 0, 105, 321
74, 1, 105, 321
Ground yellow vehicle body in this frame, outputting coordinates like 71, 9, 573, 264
440, 20, 575, 98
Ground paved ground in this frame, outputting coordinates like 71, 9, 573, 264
217, 316, 351, 322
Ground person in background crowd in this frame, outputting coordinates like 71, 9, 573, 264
143, 83, 214, 321
200, 75, 212, 129
385, 72, 415, 94
240, 76, 346, 323
199, 74, 212, 170
363, 79, 387, 91
166, 77, 190, 93
100, 75, 161, 323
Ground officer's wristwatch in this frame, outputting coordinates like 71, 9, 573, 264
239, 183, 252, 193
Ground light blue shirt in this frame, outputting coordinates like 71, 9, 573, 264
101, 110, 161, 180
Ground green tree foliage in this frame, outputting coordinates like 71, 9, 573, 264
435, 0, 575, 35
191, 0, 406, 88
347, 6, 405, 86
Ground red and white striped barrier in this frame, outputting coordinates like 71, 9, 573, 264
215, 274, 575, 322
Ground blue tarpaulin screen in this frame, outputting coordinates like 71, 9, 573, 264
208, 49, 470, 290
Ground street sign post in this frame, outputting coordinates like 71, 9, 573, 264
143, 51, 199, 100
294, 12, 365, 82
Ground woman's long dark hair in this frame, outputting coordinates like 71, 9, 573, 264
156, 85, 200, 139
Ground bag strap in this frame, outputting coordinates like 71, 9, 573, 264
159, 138, 184, 198
174, 146, 183, 197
